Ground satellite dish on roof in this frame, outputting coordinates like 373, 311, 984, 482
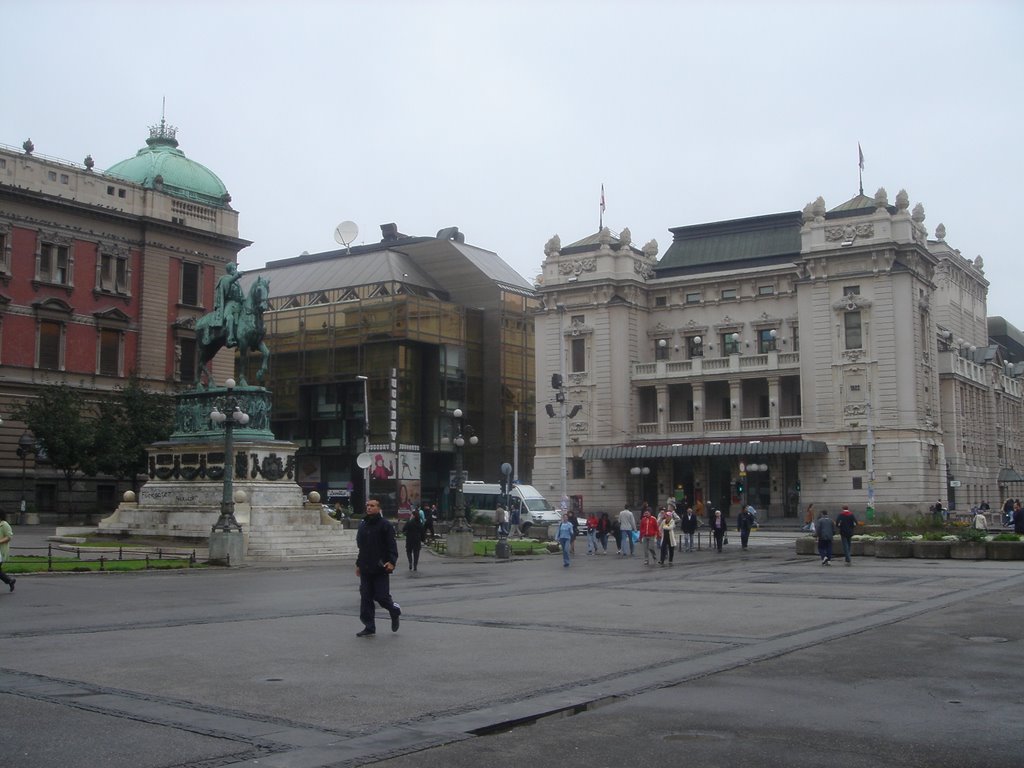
334, 220, 359, 250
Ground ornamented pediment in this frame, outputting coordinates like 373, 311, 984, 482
825, 222, 874, 242
558, 258, 596, 276
832, 294, 872, 312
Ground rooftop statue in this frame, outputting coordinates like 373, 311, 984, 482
194, 264, 271, 387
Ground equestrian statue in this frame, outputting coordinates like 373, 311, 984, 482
194, 263, 271, 387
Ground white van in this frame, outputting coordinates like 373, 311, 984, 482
461, 482, 561, 534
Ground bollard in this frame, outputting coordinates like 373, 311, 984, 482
495, 535, 511, 560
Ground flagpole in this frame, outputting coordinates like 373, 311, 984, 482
858, 143, 864, 196
599, 184, 605, 230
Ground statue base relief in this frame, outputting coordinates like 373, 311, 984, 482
98, 435, 356, 561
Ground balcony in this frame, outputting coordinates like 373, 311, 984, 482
633, 351, 800, 381
635, 414, 803, 440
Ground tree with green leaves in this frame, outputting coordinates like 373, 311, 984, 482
93, 375, 175, 494
12, 384, 97, 516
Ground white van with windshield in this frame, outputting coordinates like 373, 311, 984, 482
461, 482, 561, 534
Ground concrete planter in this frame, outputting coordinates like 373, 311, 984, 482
949, 542, 988, 560
874, 540, 914, 558
912, 541, 951, 559
986, 541, 1024, 561
795, 537, 817, 555
849, 540, 877, 557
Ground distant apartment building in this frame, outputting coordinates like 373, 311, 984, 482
0, 125, 246, 516
534, 188, 1023, 519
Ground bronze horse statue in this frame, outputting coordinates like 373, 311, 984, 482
194, 275, 271, 387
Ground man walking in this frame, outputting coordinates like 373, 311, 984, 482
814, 508, 836, 566
737, 504, 756, 550
355, 497, 401, 637
618, 504, 636, 557
836, 504, 858, 565
639, 507, 659, 565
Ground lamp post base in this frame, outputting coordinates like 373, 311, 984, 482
446, 529, 475, 557
212, 501, 243, 533
209, 529, 246, 566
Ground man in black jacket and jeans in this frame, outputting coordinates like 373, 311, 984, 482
355, 497, 401, 637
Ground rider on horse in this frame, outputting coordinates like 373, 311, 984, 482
211, 263, 244, 348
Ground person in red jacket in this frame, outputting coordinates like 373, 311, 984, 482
639, 507, 660, 565
836, 504, 858, 565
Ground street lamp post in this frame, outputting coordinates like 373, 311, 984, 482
209, 378, 250, 532
451, 408, 478, 532
357, 375, 370, 509
16, 433, 37, 523
630, 465, 650, 507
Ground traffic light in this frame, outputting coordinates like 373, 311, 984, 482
545, 404, 556, 418
499, 477, 507, 494
736, 480, 745, 495
551, 373, 563, 390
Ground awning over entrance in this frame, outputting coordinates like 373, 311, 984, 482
582, 439, 829, 461
997, 468, 1024, 483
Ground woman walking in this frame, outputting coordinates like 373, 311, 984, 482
596, 512, 612, 553
711, 509, 727, 552
658, 505, 679, 565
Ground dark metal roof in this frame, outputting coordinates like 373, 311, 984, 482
657, 211, 802, 273
583, 439, 828, 460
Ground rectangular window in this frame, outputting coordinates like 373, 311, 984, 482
60, 173, 69, 184
38, 320, 62, 370
571, 458, 586, 480
848, 445, 867, 471
100, 253, 130, 293
687, 336, 703, 358
757, 329, 777, 353
181, 262, 200, 306
0, 231, 8, 274
654, 296, 667, 307
792, 326, 799, 352
570, 314, 585, 325
40, 243, 70, 284
685, 292, 701, 304
844, 311, 862, 350
179, 337, 197, 383
722, 332, 740, 355
720, 288, 737, 300
758, 285, 775, 296
570, 337, 586, 373
48, 171, 57, 181
99, 328, 121, 376
843, 285, 860, 297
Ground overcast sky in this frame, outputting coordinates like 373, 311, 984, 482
4, 0, 1021, 321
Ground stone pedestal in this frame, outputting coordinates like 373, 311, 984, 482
209, 530, 246, 566
446, 530, 475, 558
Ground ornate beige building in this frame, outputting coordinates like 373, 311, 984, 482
534, 188, 1023, 520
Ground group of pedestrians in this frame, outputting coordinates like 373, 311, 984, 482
812, 504, 859, 566
557, 501, 753, 566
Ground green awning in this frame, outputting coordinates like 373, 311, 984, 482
582, 439, 828, 461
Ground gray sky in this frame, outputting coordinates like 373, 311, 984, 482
4, 0, 1021, 321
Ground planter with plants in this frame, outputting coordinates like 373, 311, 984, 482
911, 532, 951, 559
874, 535, 914, 558
795, 535, 817, 555
850, 534, 881, 557
949, 529, 989, 560
986, 533, 1024, 561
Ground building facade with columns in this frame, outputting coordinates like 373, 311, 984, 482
0, 125, 246, 517
533, 188, 1023, 520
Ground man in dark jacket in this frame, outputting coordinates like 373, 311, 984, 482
355, 497, 401, 637
737, 505, 756, 549
814, 509, 836, 566
836, 504, 858, 565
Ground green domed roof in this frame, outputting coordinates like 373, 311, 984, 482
106, 120, 231, 208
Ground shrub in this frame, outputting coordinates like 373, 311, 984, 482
991, 533, 1022, 542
